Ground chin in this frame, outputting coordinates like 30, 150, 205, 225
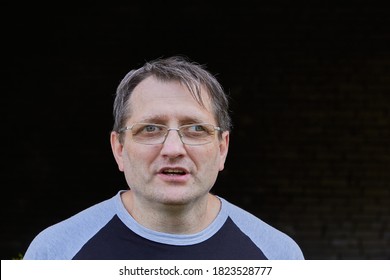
158, 196, 193, 206
156, 191, 201, 206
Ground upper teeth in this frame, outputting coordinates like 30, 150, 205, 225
164, 169, 183, 173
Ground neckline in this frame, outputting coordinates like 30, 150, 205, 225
114, 190, 229, 245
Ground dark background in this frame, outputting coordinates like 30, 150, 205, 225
2, 1, 389, 259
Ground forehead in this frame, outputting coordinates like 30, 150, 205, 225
127, 76, 216, 123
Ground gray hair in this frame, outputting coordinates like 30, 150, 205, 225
112, 56, 232, 138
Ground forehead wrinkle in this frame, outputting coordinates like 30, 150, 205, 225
137, 114, 211, 125
137, 114, 169, 124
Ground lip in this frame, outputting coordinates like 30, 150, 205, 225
157, 167, 191, 183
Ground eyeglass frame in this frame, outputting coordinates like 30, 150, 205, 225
118, 122, 222, 146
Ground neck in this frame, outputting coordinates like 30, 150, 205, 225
121, 191, 221, 234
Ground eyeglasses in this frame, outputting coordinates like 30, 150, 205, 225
118, 123, 222, 145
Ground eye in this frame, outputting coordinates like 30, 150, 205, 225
144, 124, 160, 132
132, 123, 165, 136
189, 124, 206, 132
183, 124, 214, 137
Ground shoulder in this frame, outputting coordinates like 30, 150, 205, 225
220, 197, 304, 260
23, 193, 120, 259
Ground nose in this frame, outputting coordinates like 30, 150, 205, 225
160, 129, 186, 157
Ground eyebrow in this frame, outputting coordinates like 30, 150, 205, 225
138, 115, 208, 125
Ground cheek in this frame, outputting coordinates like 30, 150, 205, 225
123, 145, 159, 168
191, 145, 220, 169
121, 149, 150, 185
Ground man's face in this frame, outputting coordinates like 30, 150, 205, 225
111, 76, 229, 206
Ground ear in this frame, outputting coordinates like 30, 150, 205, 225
218, 131, 230, 171
110, 131, 124, 172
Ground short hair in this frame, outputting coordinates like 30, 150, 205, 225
112, 56, 232, 139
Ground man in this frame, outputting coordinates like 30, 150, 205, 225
23, 56, 304, 259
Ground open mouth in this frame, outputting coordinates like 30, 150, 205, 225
159, 167, 189, 176
158, 167, 190, 183
161, 168, 187, 176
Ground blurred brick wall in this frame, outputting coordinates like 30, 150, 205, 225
217, 54, 390, 259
